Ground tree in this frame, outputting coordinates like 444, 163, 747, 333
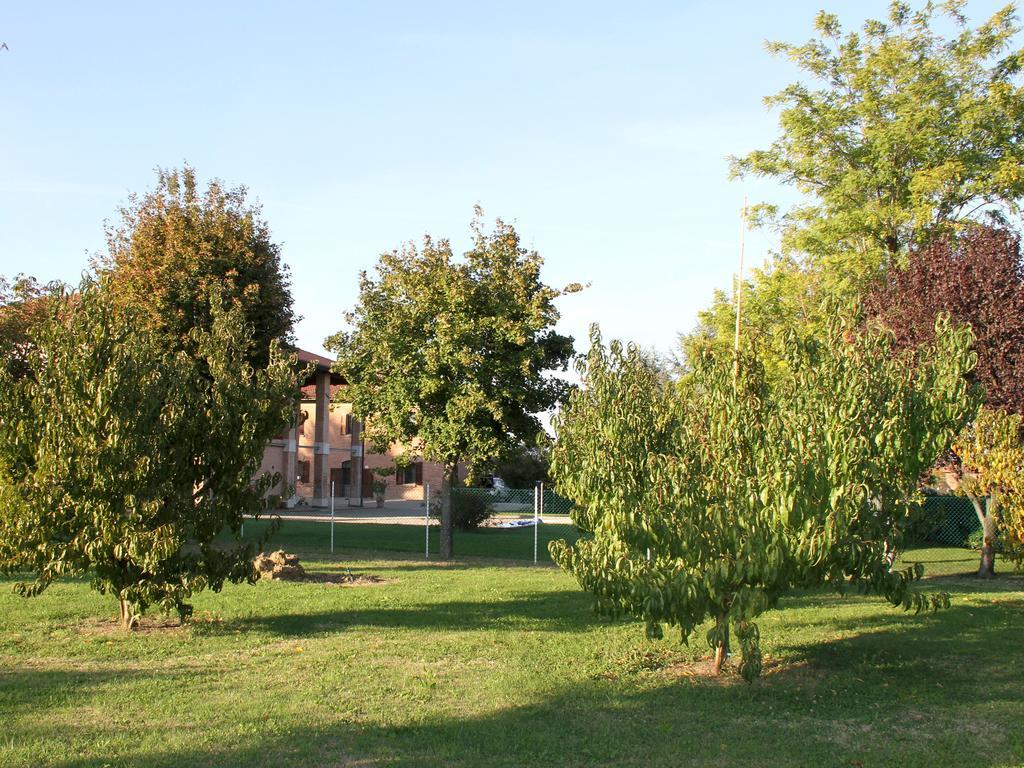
485, 443, 551, 488
550, 319, 979, 681
866, 226, 1024, 415
326, 213, 578, 559
98, 165, 295, 367
0, 280, 299, 628
735, 1, 1024, 286
944, 407, 1024, 577
0, 274, 61, 379
685, 2, 1024, 368
866, 225, 1024, 574
678, 256, 822, 384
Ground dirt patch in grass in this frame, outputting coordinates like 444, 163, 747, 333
661, 656, 829, 686
302, 572, 389, 587
597, 646, 746, 685
76, 616, 187, 636
662, 659, 744, 684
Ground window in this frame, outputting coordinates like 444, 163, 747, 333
298, 410, 309, 437
297, 460, 310, 484
340, 413, 352, 436
396, 462, 422, 486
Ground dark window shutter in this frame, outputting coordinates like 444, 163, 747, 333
415, 462, 423, 485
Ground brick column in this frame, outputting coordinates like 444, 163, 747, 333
349, 419, 364, 506
312, 371, 331, 507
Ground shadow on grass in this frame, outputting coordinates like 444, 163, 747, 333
304, 556, 564, 573
0, 666, 212, 719
44, 599, 1024, 768
196, 590, 608, 639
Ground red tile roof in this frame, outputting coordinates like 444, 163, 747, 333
300, 382, 347, 400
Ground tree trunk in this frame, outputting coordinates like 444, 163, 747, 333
974, 495, 997, 580
118, 597, 138, 631
970, 495, 996, 579
440, 460, 456, 560
711, 615, 729, 675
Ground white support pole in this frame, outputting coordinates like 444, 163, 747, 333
733, 195, 747, 389
424, 483, 431, 559
330, 481, 335, 554
534, 482, 541, 565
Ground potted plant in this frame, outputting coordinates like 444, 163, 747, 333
371, 466, 394, 508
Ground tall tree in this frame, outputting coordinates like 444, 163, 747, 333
551, 319, 979, 680
99, 165, 295, 367
0, 280, 299, 628
685, 1, 1024, 367
326, 213, 578, 559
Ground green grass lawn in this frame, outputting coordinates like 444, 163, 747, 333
1, 542, 1021, 768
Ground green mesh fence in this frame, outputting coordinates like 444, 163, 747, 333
451, 486, 575, 518
917, 495, 984, 547
442, 486, 578, 563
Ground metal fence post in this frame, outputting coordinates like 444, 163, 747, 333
534, 481, 541, 564
425, 483, 431, 559
330, 481, 335, 553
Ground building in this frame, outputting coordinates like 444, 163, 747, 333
259, 349, 452, 508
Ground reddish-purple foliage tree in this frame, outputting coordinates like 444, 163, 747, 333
866, 226, 1024, 416
867, 226, 1024, 577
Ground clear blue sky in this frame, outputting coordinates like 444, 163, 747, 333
0, 1, 1013, 358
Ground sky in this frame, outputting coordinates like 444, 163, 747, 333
0, 1, 1014, 360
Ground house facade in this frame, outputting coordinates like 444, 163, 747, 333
259, 349, 451, 507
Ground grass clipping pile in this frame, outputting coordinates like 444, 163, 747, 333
253, 551, 385, 587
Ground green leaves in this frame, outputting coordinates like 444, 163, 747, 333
98, 165, 295, 370
0, 279, 299, 626
326, 213, 577, 557
327, 213, 576, 473
690, 3, 1024, 379
550, 317, 978, 679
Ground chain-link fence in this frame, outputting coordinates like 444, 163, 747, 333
243, 484, 580, 564
915, 495, 984, 547
244, 489, 991, 567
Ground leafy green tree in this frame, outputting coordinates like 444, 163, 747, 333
686, 1, 1024, 367
0, 280, 298, 629
677, 256, 820, 383
485, 443, 551, 488
551, 319, 979, 681
99, 165, 295, 367
327, 213, 578, 559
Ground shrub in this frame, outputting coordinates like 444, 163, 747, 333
432, 491, 494, 531
966, 527, 1004, 552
